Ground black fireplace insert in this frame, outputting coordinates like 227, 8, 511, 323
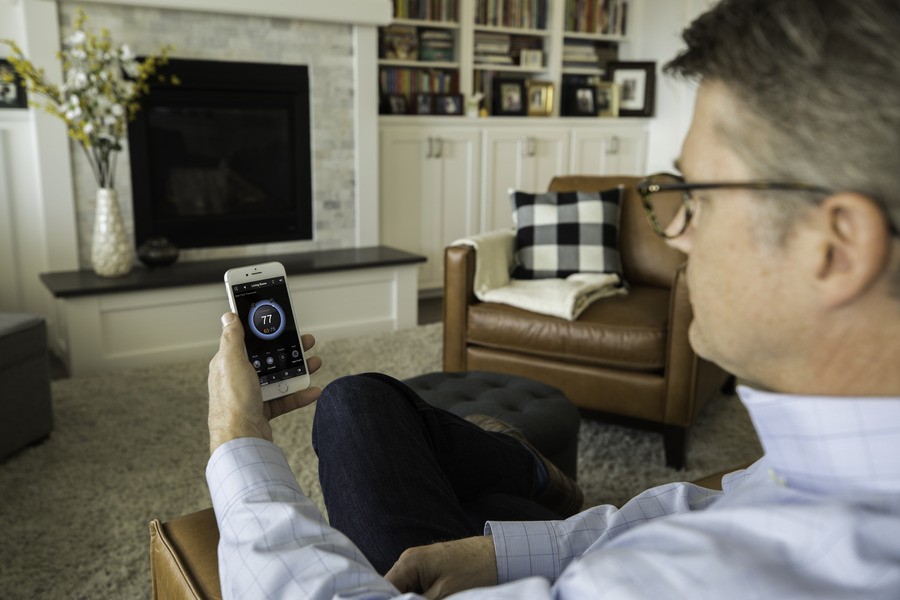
128, 58, 313, 249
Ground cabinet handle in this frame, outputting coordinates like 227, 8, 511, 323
607, 136, 620, 155
521, 137, 536, 157
434, 137, 443, 159
426, 137, 433, 159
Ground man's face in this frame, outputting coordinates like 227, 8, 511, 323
668, 81, 807, 386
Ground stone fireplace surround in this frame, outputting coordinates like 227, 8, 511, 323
58, 0, 384, 266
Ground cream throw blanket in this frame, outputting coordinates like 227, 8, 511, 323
452, 230, 626, 321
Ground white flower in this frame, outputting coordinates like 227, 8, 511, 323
120, 44, 135, 61
66, 30, 87, 46
83, 123, 94, 135
71, 48, 87, 60
111, 104, 124, 117
69, 94, 80, 105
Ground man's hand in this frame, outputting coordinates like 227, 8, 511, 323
385, 536, 497, 599
208, 312, 322, 454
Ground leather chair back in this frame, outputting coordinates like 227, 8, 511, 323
548, 175, 686, 288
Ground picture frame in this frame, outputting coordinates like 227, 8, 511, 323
519, 49, 543, 69
526, 81, 553, 117
434, 93, 463, 116
596, 81, 620, 118
415, 92, 434, 115
492, 78, 527, 116
606, 61, 655, 117
382, 94, 409, 115
0, 59, 28, 110
565, 85, 597, 117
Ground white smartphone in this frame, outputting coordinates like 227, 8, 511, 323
224, 261, 311, 400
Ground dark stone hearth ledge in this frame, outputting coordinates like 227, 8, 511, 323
40, 246, 426, 299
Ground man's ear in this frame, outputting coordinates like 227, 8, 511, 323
813, 192, 892, 307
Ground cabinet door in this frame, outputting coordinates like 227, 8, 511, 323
430, 128, 481, 290
570, 127, 648, 176
481, 128, 570, 232
379, 126, 480, 290
380, 127, 436, 286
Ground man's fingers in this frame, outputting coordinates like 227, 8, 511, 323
385, 550, 424, 594
305, 355, 322, 376
301, 333, 316, 351
266, 386, 322, 420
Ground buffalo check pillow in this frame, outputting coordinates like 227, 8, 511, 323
509, 186, 625, 279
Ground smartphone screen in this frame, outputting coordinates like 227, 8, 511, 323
229, 275, 308, 388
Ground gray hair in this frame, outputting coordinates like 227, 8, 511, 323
665, 0, 900, 234
665, 0, 900, 294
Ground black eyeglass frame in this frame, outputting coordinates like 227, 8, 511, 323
637, 172, 836, 239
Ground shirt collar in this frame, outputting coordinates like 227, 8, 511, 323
737, 385, 900, 495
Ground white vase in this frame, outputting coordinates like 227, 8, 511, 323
91, 188, 133, 278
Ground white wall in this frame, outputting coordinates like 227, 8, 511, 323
635, 0, 717, 173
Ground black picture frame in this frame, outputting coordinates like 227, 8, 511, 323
382, 93, 409, 115
561, 83, 597, 117
491, 78, 527, 116
606, 61, 656, 117
434, 93, 463, 116
0, 59, 28, 110
415, 92, 434, 115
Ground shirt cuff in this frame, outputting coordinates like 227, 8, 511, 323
206, 437, 304, 517
486, 520, 563, 583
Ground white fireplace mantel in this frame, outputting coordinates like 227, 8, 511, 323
61, 0, 392, 26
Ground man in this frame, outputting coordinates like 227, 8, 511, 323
206, 0, 900, 597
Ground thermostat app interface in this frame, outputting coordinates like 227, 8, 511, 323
230, 277, 307, 387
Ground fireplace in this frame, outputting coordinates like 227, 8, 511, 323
127, 58, 313, 250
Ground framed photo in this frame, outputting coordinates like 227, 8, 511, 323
566, 85, 596, 116
526, 81, 553, 117
382, 94, 409, 115
607, 61, 656, 117
435, 93, 463, 116
492, 78, 527, 116
415, 92, 434, 115
596, 81, 619, 118
0, 59, 28, 110
519, 49, 543, 69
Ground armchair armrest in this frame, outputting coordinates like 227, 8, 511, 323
444, 230, 515, 371
444, 245, 477, 371
663, 262, 698, 428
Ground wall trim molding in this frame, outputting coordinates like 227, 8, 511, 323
59, 0, 392, 26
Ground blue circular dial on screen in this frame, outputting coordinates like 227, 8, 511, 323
248, 300, 286, 340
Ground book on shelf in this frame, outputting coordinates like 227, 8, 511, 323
381, 25, 419, 60
393, 0, 459, 22
379, 67, 458, 97
565, 0, 628, 35
419, 28, 455, 62
475, 0, 548, 30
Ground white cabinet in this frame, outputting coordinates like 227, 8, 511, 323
380, 123, 482, 290
481, 125, 570, 230
570, 124, 648, 175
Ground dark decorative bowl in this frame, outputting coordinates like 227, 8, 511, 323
137, 237, 180, 267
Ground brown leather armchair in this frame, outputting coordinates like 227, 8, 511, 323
444, 175, 731, 469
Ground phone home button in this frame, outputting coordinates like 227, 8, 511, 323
277, 381, 290, 394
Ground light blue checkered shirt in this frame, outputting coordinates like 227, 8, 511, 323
207, 386, 900, 599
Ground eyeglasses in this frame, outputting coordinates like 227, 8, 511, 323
636, 172, 834, 239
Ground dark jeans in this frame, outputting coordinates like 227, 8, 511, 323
311, 372, 557, 574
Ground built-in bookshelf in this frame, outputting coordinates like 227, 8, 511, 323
377, 0, 634, 117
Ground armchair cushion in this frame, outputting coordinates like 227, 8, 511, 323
510, 186, 624, 280
467, 284, 670, 372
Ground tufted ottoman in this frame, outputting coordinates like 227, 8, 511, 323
0, 312, 53, 461
403, 371, 581, 479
